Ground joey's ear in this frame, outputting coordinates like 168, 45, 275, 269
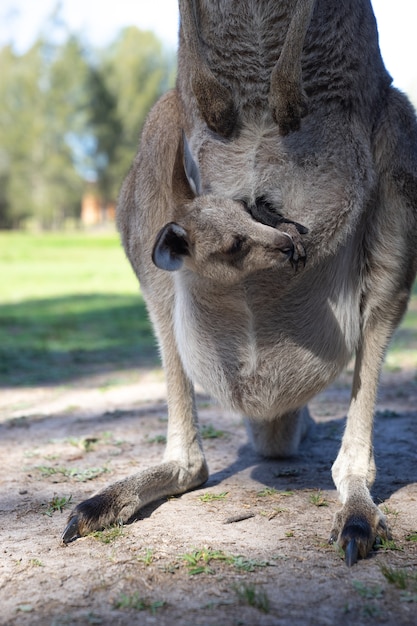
152, 222, 191, 271
172, 131, 201, 202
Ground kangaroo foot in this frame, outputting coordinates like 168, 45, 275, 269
329, 499, 390, 566
62, 460, 208, 543
62, 491, 125, 543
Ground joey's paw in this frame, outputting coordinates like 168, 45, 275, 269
330, 505, 390, 566
61, 493, 118, 544
282, 223, 307, 270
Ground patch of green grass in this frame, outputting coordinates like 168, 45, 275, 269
42, 495, 72, 516
0, 232, 158, 386
405, 532, 417, 542
145, 434, 167, 444
0, 232, 137, 301
352, 581, 384, 600
16, 605, 34, 613
136, 549, 154, 566
309, 490, 328, 507
29, 559, 43, 567
257, 487, 278, 497
159, 562, 180, 574
35, 465, 109, 482
385, 328, 417, 370
400, 592, 417, 603
198, 491, 228, 502
257, 487, 294, 498
92, 526, 124, 544
384, 291, 417, 370
181, 548, 229, 575
200, 424, 225, 439
361, 604, 382, 618
67, 437, 98, 452
259, 507, 288, 518
380, 565, 417, 591
113, 592, 165, 613
181, 548, 272, 576
234, 583, 270, 614
352, 580, 385, 619
229, 555, 271, 572
381, 504, 399, 518
376, 537, 404, 553
380, 566, 409, 590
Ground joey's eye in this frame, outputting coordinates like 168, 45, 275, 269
226, 236, 246, 255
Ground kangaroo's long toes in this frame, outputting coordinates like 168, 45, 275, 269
330, 506, 391, 566
289, 243, 307, 271
345, 538, 360, 567
61, 492, 117, 543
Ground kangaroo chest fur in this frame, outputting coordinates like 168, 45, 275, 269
173, 249, 361, 418
175, 113, 374, 419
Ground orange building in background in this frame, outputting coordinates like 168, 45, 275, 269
81, 193, 115, 227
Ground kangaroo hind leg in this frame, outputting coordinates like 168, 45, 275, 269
331, 88, 417, 564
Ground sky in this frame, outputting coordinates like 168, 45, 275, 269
0, 0, 416, 98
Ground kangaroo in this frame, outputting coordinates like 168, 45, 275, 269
63, 0, 417, 566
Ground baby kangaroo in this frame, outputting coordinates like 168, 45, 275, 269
153, 138, 307, 281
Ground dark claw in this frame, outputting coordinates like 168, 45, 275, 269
288, 246, 307, 271
292, 222, 309, 235
289, 249, 299, 271
345, 538, 359, 567
61, 516, 81, 544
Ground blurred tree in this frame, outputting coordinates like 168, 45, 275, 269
0, 43, 44, 227
82, 64, 122, 202
39, 36, 92, 227
0, 38, 88, 228
98, 27, 176, 202
0, 24, 176, 229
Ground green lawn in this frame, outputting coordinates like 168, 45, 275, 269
0, 231, 158, 386
385, 288, 417, 371
0, 231, 416, 388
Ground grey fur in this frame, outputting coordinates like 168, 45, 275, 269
63, 0, 417, 565
178, 0, 315, 136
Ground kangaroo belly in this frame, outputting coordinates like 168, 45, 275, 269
174, 260, 361, 418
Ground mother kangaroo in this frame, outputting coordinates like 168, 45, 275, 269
63, 0, 417, 566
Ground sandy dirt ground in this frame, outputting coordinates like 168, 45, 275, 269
1, 366, 417, 626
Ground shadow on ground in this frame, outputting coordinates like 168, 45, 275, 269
0, 294, 159, 387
